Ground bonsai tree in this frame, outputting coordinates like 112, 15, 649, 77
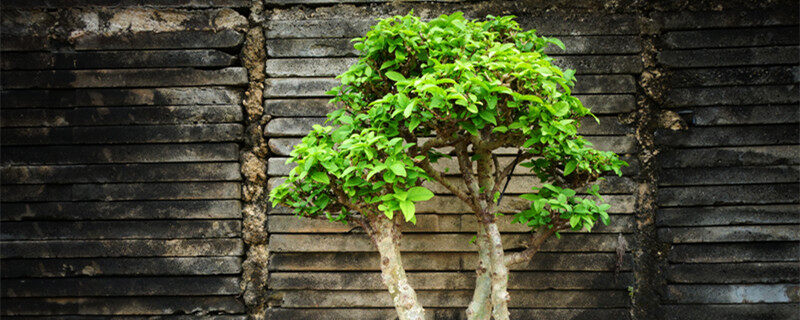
269, 12, 627, 320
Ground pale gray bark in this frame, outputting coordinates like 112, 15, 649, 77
485, 221, 511, 320
365, 215, 426, 320
466, 225, 493, 320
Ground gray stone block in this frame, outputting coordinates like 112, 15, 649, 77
1, 143, 239, 165
662, 26, 799, 49
2, 124, 243, 146
659, 145, 800, 168
687, 105, 800, 125
1, 87, 242, 108
0, 200, 242, 221
0, 238, 243, 258
656, 205, 800, 227
1, 220, 242, 240
1, 257, 242, 277
655, 9, 799, 30
667, 66, 799, 87
668, 242, 799, 263
657, 184, 800, 207
656, 124, 799, 147
665, 284, 800, 304
1, 296, 244, 316
658, 225, 800, 243
1, 50, 237, 70
2, 67, 247, 89
2, 182, 241, 201
1, 105, 243, 127
659, 47, 799, 68
2, 162, 241, 184
1, 276, 241, 297
666, 262, 799, 284
659, 166, 800, 186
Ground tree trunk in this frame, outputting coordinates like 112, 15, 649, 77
485, 221, 511, 320
365, 215, 426, 320
466, 225, 493, 320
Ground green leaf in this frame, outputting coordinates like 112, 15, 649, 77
409, 118, 421, 131
564, 69, 576, 81
519, 193, 540, 201
380, 60, 395, 70
314, 194, 330, 208
563, 160, 577, 176
547, 37, 565, 50
553, 101, 569, 117
393, 191, 408, 201
331, 125, 352, 143
367, 164, 386, 180
599, 211, 610, 225
399, 200, 415, 222
569, 215, 580, 228
385, 71, 406, 82
403, 99, 416, 118
461, 121, 479, 136
534, 199, 546, 212
478, 110, 497, 125
492, 126, 508, 133
311, 172, 330, 184
407, 186, 434, 202
389, 162, 407, 177
465, 103, 478, 113
523, 137, 537, 148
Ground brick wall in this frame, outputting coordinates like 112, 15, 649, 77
1, 1, 250, 317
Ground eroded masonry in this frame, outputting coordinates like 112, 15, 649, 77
1, 0, 798, 319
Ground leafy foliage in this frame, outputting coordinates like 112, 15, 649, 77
269, 11, 627, 233
269, 125, 431, 223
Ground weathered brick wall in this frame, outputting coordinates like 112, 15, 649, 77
1, 1, 251, 317
653, 9, 800, 318
1, 0, 798, 319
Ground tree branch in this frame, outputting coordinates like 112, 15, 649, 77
504, 227, 556, 266
455, 140, 481, 209
504, 218, 570, 266
417, 159, 475, 209
328, 175, 374, 216
491, 150, 535, 197
492, 153, 501, 182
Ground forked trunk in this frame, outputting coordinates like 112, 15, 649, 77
466, 225, 493, 320
365, 215, 425, 320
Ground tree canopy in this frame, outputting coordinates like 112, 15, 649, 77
270, 11, 625, 232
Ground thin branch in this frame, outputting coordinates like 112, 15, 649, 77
492, 153, 501, 182
418, 159, 475, 208
455, 140, 480, 202
491, 150, 535, 197
504, 226, 556, 266
504, 216, 569, 266
398, 127, 474, 209
328, 175, 373, 215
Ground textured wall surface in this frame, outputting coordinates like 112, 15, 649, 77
1, 0, 798, 319
1, 1, 251, 318
653, 9, 800, 318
